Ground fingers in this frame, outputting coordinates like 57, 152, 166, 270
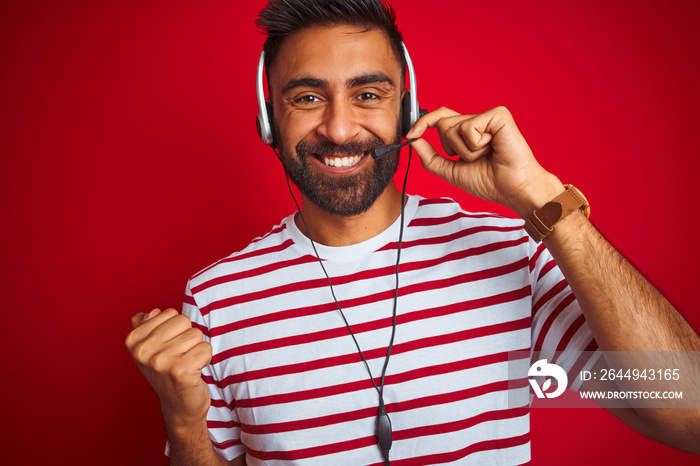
128, 308, 179, 340
441, 117, 493, 159
130, 308, 163, 329
408, 106, 514, 162
125, 307, 212, 425
410, 137, 460, 187
186, 340, 213, 369
406, 106, 462, 139
125, 309, 199, 366
149, 330, 210, 375
131, 313, 146, 329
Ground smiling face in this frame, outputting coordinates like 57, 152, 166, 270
269, 24, 404, 216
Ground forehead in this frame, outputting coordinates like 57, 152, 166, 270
270, 25, 401, 92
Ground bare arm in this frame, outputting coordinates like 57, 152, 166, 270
408, 106, 700, 450
125, 309, 244, 464
544, 213, 700, 453
167, 421, 239, 466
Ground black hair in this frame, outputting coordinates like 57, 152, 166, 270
256, 0, 405, 78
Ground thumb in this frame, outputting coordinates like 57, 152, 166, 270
131, 308, 163, 329
410, 138, 459, 186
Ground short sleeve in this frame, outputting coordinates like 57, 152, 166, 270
181, 280, 246, 461
528, 240, 601, 391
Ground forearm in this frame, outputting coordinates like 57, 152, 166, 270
165, 416, 231, 466
541, 210, 700, 352
534, 194, 700, 448
510, 174, 699, 351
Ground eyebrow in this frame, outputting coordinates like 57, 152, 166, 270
348, 73, 395, 88
281, 73, 396, 94
281, 77, 326, 94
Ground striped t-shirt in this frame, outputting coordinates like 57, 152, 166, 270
183, 195, 598, 465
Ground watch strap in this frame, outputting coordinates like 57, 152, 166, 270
524, 184, 589, 242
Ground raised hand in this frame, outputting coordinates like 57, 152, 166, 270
407, 106, 564, 219
125, 308, 212, 430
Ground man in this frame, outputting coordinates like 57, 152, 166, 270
125, 0, 700, 464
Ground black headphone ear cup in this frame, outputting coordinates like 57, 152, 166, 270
266, 101, 278, 149
401, 92, 413, 138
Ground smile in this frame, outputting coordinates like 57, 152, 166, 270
321, 152, 367, 168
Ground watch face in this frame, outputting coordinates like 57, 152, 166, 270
566, 185, 590, 219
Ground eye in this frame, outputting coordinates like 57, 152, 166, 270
295, 95, 321, 104
357, 92, 379, 101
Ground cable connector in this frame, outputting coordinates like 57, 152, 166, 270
376, 404, 393, 464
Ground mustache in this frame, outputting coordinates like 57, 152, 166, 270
296, 137, 386, 157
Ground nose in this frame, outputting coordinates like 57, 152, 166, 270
315, 99, 362, 145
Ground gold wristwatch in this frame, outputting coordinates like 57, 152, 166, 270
524, 184, 590, 242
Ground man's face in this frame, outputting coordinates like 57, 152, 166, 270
269, 25, 404, 216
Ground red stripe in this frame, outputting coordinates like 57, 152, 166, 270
556, 313, 585, 352
245, 406, 529, 462
191, 236, 293, 280
191, 321, 209, 338
211, 438, 242, 450
241, 405, 375, 435
377, 224, 523, 252
183, 294, 196, 306
207, 419, 240, 429
568, 338, 599, 382
536, 259, 557, 282
251, 223, 287, 243
210, 398, 229, 408
379, 432, 530, 466
246, 435, 377, 461
418, 198, 455, 206
529, 242, 547, 272
533, 291, 576, 353
201, 239, 528, 318
240, 379, 528, 435
207, 251, 528, 337
210, 261, 522, 337
532, 279, 568, 317
236, 348, 530, 408
389, 379, 528, 414
191, 255, 318, 294
409, 211, 511, 227
214, 316, 530, 388
393, 405, 529, 441
211, 276, 530, 364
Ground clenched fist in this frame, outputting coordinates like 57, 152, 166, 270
125, 308, 212, 430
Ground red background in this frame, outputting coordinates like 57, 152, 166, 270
1, 0, 699, 464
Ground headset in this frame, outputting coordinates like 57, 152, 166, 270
256, 42, 426, 149
254, 41, 427, 466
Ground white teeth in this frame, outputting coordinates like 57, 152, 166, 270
323, 154, 365, 167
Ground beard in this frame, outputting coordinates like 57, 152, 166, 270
277, 126, 403, 217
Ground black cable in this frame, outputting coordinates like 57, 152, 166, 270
274, 149, 382, 394
379, 144, 412, 399
274, 145, 413, 465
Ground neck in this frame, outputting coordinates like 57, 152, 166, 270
295, 185, 404, 247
